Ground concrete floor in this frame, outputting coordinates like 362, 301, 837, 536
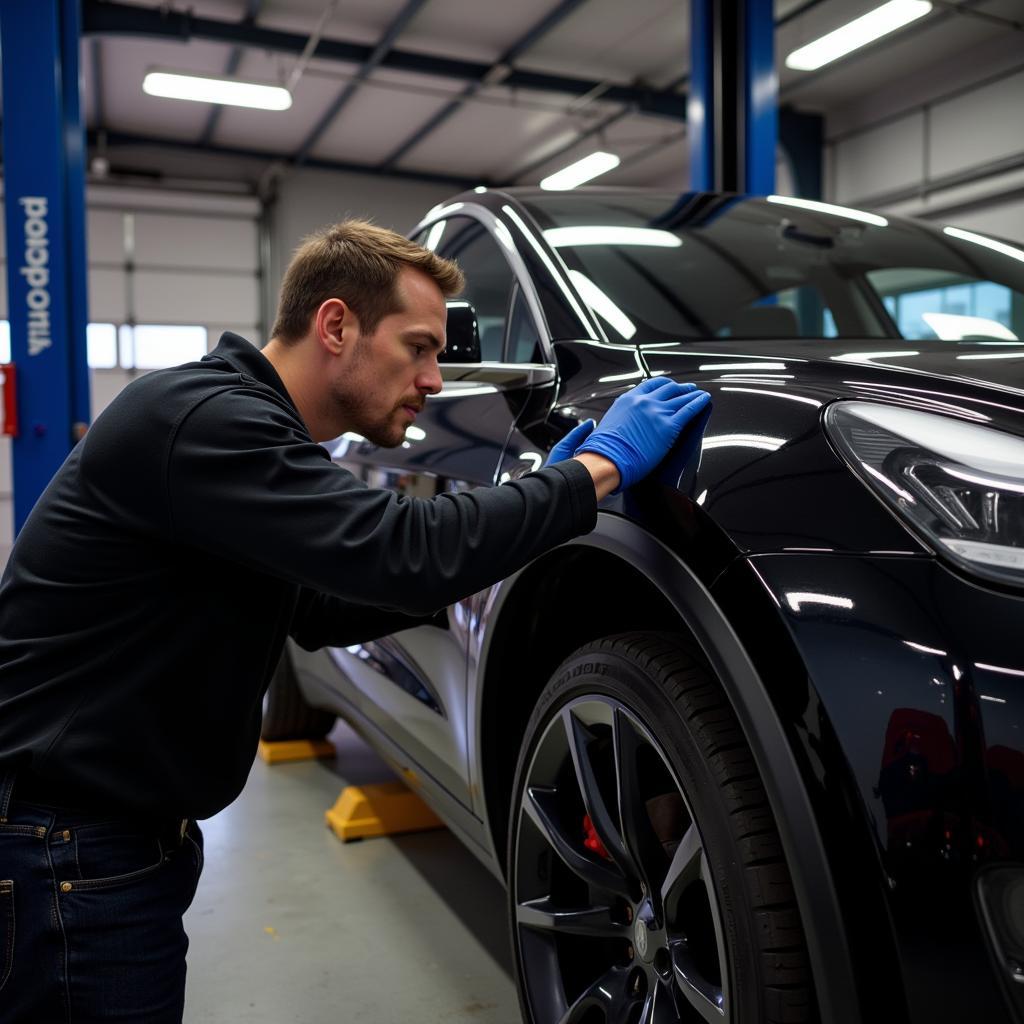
183, 720, 519, 1024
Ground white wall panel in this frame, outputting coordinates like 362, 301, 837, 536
269, 167, 453, 322
90, 369, 138, 419
88, 268, 127, 322
930, 71, 1024, 180
833, 112, 924, 204
87, 209, 124, 263
134, 269, 258, 325
940, 200, 1024, 245
133, 213, 257, 270
211, 326, 261, 349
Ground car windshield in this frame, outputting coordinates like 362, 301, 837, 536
519, 193, 1024, 345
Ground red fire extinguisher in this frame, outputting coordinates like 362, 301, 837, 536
0, 364, 18, 437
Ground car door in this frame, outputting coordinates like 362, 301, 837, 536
325, 213, 555, 810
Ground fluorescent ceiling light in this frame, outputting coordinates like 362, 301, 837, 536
543, 227, 681, 248
785, 1, 932, 71
143, 70, 292, 110
767, 194, 887, 227
944, 226, 1024, 264
540, 151, 620, 191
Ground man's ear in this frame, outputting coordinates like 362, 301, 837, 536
314, 298, 355, 355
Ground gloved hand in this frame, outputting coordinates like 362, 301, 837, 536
575, 377, 711, 492
657, 399, 713, 488
545, 419, 596, 466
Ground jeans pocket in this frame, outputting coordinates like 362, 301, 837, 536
65, 825, 168, 893
0, 878, 13, 993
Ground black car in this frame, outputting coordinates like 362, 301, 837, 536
262, 189, 1024, 1024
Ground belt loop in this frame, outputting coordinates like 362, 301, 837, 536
0, 772, 16, 823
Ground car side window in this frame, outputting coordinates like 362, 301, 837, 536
506, 285, 543, 363
434, 217, 517, 361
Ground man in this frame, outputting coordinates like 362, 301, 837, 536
0, 220, 710, 1022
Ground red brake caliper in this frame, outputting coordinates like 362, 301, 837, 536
582, 814, 612, 860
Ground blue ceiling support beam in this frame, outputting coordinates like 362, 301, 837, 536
779, 105, 823, 200
687, 0, 777, 194
379, 0, 591, 170
293, 0, 429, 167
198, 0, 263, 147
91, 38, 106, 126
1, 0, 91, 535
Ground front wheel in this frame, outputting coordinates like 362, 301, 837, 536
507, 632, 814, 1024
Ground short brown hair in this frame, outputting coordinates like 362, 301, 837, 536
271, 219, 464, 342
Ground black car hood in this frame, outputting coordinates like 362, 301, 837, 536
637, 337, 1024, 395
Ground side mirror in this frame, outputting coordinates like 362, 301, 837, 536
441, 301, 481, 363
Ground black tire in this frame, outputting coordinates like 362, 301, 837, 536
260, 648, 336, 742
507, 631, 815, 1024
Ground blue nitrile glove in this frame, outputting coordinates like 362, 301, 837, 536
657, 400, 713, 489
545, 419, 596, 466
575, 377, 712, 492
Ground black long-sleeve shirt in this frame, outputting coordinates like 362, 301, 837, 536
0, 332, 597, 819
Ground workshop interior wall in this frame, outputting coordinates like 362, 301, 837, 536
266, 167, 455, 325
823, 32, 1024, 241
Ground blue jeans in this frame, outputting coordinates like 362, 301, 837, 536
0, 773, 203, 1023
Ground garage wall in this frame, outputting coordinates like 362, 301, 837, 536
823, 34, 1024, 239
267, 166, 456, 327
0, 183, 263, 551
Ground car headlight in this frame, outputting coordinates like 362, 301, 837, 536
825, 401, 1024, 587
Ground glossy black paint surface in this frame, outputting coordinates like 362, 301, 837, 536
722, 554, 1021, 1022
292, 189, 1024, 1023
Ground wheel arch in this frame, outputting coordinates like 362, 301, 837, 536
475, 512, 863, 1024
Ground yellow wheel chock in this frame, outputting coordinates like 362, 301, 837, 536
325, 781, 444, 842
257, 738, 336, 765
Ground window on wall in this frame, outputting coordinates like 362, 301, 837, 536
0, 322, 207, 369
119, 325, 207, 369
87, 324, 118, 368
867, 269, 1021, 341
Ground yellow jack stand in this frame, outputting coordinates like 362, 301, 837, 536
325, 781, 444, 842
257, 738, 336, 765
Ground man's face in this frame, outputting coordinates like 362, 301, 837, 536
330, 267, 447, 447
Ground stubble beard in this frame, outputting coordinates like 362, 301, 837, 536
328, 381, 408, 448
329, 340, 409, 448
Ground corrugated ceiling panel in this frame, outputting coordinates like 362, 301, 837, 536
520, 0, 688, 85
397, 0, 559, 64
211, 50, 352, 154
99, 37, 234, 139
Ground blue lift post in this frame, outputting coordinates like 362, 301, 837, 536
1, 0, 91, 535
688, 0, 777, 195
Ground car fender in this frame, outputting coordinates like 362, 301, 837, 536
473, 511, 863, 1024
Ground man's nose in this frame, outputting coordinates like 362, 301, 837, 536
418, 358, 443, 396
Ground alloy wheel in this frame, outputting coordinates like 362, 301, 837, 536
512, 695, 730, 1024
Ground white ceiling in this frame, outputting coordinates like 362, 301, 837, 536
82, 0, 1021, 191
